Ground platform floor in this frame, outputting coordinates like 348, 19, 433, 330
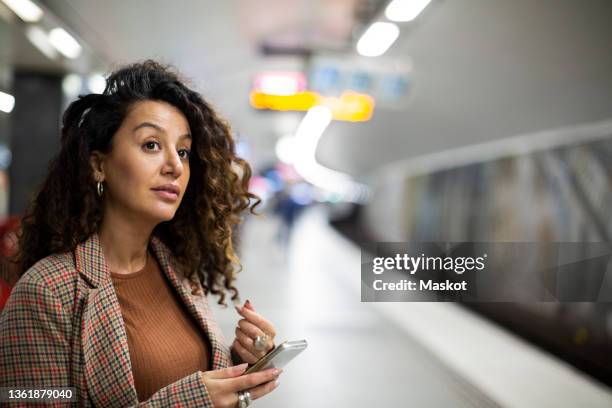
209, 206, 498, 407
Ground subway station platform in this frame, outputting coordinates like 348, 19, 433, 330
210, 206, 612, 407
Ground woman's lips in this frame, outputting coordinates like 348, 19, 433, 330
152, 189, 178, 201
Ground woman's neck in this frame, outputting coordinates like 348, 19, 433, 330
97, 215, 154, 275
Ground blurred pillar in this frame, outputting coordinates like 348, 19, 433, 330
9, 72, 62, 214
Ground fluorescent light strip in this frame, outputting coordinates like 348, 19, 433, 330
0, 91, 15, 113
292, 106, 371, 203
293, 107, 348, 189
275, 134, 297, 164
295, 106, 332, 146
48, 27, 82, 59
25, 25, 58, 60
2, 0, 43, 22
356, 22, 400, 57
385, 0, 432, 22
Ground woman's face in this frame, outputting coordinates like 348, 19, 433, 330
93, 99, 192, 225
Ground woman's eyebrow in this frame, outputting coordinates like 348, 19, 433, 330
133, 121, 164, 133
133, 122, 191, 140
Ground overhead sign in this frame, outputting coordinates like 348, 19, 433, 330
250, 90, 374, 122
249, 64, 385, 121
250, 91, 319, 111
253, 72, 307, 96
308, 54, 412, 107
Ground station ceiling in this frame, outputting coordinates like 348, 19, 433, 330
8, 0, 612, 176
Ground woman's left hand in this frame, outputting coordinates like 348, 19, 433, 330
232, 300, 276, 364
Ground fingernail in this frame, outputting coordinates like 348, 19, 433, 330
245, 299, 251, 308
273, 368, 283, 376
274, 379, 280, 387
237, 363, 248, 371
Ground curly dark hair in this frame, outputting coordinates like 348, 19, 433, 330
14, 60, 260, 306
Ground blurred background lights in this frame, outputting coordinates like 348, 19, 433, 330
356, 22, 400, 57
293, 106, 332, 158
289, 182, 314, 206
0, 145, 12, 169
48, 27, 82, 59
62, 74, 82, 98
0, 91, 15, 113
275, 134, 298, 164
292, 105, 343, 189
248, 175, 273, 202
385, 0, 433, 22
263, 169, 284, 193
1, 0, 43, 22
87, 73, 106, 94
254, 72, 306, 96
235, 137, 252, 161
24, 26, 58, 60
291, 105, 369, 202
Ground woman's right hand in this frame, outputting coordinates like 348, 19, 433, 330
201, 363, 282, 407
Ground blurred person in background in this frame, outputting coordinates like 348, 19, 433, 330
0, 60, 281, 407
273, 181, 310, 248
0, 216, 20, 310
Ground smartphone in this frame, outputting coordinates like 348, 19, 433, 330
244, 339, 308, 375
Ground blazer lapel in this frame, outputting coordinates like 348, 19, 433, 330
149, 236, 232, 370
77, 233, 138, 407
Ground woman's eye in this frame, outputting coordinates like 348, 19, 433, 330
142, 141, 189, 160
143, 141, 161, 150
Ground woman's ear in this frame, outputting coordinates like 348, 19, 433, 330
89, 151, 106, 182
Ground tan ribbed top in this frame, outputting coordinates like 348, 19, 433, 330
110, 250, 211, 402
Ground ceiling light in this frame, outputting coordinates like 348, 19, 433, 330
294, 106, 332, 145
25, 25, 58, 59
385, 0, 432, 22
48, 27, 82, 59
62, 74, 82, 98
0, 91, 15, 113
293, 106, 349, 190
291, 106, 372, 202
87, 74, 106, 94
356, 22, 399, 57
275, 134, 297, 164
1, 0, 43, 22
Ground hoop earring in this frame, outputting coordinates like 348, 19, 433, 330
97, 181, 104, 198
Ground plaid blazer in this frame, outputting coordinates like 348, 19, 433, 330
0, 232, 235, 407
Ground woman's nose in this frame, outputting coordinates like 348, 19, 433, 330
163, 151, 183, 177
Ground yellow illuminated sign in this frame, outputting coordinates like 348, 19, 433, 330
321, 91, 374, 122
250, 91, 320, 111
249, 90, 375, 122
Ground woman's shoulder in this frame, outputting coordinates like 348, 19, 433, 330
30, 250, 76, 274
14, 251, 79, 308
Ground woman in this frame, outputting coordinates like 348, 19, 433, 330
0, 60, 281, 407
